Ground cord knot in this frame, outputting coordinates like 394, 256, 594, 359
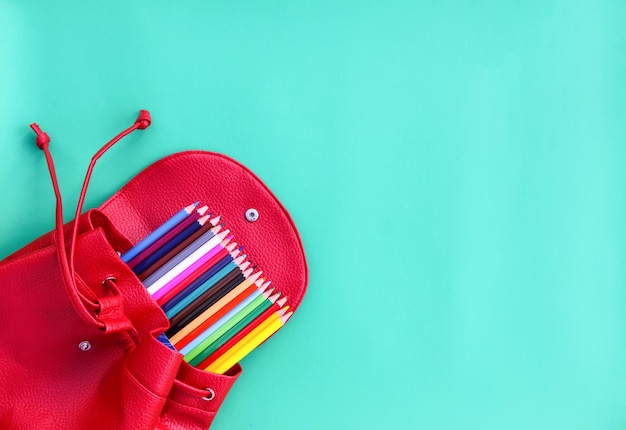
30, 123, 50, 150
135, 110, 152, 130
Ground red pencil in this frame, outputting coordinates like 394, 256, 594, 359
155, 239, 235, 306
195, 296, 283, 369
173, 275, 264, 349
137, 215, 221, 281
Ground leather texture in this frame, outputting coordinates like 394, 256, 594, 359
0, 151, 307, 429
99, 151, 308, 311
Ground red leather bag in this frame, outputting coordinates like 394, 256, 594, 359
0, 111, 308, 429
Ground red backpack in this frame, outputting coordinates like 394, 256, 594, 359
0, 110, 308, 429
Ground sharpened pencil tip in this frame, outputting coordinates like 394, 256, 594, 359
197, 205, 209, 215
277, 296, 288, 307
268, 292, 281, 303
210, 215, 221, 226
186, 202, 200, 213
262, 288, 273, 299
240, 261, 251, 271
280, 312, 293, 324
243, 268, 253, 278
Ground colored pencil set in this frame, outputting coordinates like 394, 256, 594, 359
121, 202, 292, 374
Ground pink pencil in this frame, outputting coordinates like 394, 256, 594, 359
151, 236, 232, 301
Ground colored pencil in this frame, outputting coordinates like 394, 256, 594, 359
161, 253, 244, 314
142, 224, 223, 287
167, 265, 254, 331
204, 310, 292, 373
155, 241, 238, 306
195, 300, 285, 370
137, 215, 220, 280
146, 229, 230, 295
168, 268, 247, 331
159, 242, 238, 307
189, 302, 289, 367
131, 209, 211, 274
185, 292, 279, 364
172, 277, 267, 349
122, 202, 293, 373
187, 292, 283, 366
169, 273, 264, 347
182, 289, 277, 360
153, 238, 233, 303
126, 206, 208, 270
164, 257, 244, 319
121, 202, 198, 262
174, 264, 250, 317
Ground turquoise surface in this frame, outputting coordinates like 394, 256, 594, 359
1, 1, 626, 428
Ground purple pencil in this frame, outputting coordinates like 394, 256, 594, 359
143, 224, 224, 288
126, 206, 208, 269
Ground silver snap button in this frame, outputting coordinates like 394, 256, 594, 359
203, 388, 215, 401
245, 208, 259, 222
78, 341, 91, 351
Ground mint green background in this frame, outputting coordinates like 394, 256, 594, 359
1, 1, 625, 429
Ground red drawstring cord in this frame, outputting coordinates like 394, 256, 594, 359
68, 110, 151, 282
30, 110, 151, 327
29, 123, 84, 322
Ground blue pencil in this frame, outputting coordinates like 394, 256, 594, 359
178, 287, 267, 356
165, 257, 245, 319
161, 250, 239, 312
121, 202, 199, 263
132, 214, 214, 275
143, 225, 223, 288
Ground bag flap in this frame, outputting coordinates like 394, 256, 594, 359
99, 150, 308, 313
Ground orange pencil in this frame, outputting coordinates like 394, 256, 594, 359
170, 273, 264, 347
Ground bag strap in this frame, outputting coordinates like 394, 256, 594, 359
29, 111, 151, 328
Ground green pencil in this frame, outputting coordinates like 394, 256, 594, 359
187, 291, 282, 366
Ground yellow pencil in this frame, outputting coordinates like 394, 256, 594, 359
169, 271, 264, 345
206, 310, 293, 374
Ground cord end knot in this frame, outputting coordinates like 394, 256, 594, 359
135, 110, 151, 130
30, 123, 50, 150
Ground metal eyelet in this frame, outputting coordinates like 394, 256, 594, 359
101, 276, 117, 286
78, 341, 92, 351
203, 388, 215, 401
245, 208, 259, 222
